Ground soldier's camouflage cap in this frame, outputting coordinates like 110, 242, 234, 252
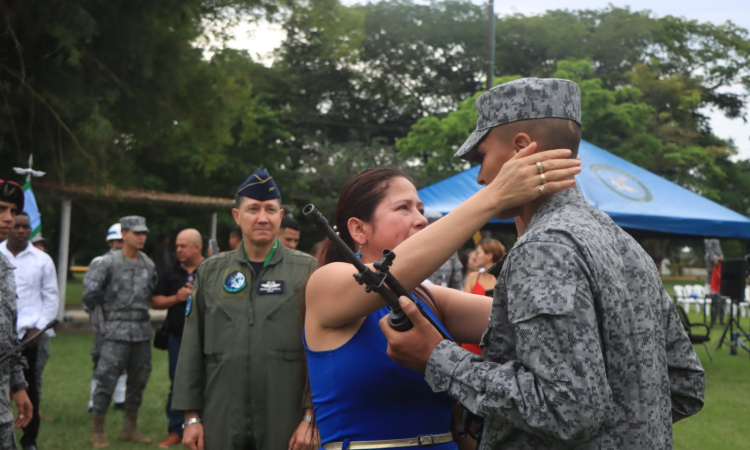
454, 78, 581, 163
120, 215, 150, 233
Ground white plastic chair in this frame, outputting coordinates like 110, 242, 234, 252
673, 285, 694, 312
692, 285, 707, 314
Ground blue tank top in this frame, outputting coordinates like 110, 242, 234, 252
304, 298, 458, 450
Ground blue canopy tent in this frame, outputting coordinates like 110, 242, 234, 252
418, 140, 750, 239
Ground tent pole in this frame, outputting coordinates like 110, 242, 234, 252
56, 198, 71, 320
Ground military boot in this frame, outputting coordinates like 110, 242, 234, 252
91, 414, 110, 448
119, 412, 152, 444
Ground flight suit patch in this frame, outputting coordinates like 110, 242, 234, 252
257, 280, 285, 295
223, 271, 247, 293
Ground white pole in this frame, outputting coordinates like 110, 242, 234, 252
210, 212, 217, 241
56, 198, 72, 320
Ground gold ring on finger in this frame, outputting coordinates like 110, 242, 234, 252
540, 173, 547, 184
538, 184, 546, 195
536, 162, 544, 174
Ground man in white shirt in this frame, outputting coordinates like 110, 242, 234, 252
0, 212, 59, 450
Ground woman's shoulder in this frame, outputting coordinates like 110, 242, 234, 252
307, 262, 358, 294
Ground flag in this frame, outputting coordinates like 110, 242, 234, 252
22, 181, 42, 239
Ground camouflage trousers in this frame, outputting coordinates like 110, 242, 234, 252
92, 340, 152, 415
0, 422, 15, 450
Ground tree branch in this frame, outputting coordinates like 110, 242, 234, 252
0, 0, 24, 80
1, 64, 106, 182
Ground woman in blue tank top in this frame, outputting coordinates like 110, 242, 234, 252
304, 148, 580, 450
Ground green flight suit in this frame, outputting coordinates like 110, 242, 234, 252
172, 241, 317, 450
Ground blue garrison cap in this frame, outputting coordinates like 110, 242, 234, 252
236, 169, 281, 201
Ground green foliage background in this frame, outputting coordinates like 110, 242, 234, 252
1, 0, 749, 260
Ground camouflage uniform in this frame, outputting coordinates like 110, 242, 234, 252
82, 249, 157, 414
428, 253, 463, 289
0, 253, 28, 450
426, 189, 705, 449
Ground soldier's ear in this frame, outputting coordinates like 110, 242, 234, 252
512, 133, 533, 153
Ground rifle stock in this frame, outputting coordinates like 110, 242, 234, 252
0, 319, 60, 366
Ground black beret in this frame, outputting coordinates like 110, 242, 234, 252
0, 179, 24, 212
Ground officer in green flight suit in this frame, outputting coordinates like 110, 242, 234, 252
172, 169, 318, 450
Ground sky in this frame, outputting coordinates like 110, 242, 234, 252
224, 0, 750, 160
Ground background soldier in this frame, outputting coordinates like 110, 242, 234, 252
0, 179, 33, 450
82, 216, 158, 448
86, 223, 128, 413
173, 169, 318, 450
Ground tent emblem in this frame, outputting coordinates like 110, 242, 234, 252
591, 164, 653, 203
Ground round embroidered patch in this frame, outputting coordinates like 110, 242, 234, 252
223, 271, 247, 293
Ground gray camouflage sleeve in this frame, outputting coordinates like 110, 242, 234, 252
82, 256, 111, 310
426, 241, 612, 442
662, 291, 705, 421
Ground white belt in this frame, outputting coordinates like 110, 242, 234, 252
322, 432, 453, 449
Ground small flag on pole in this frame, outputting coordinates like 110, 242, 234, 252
13, 155, 45, 239
22, 181, 42, 239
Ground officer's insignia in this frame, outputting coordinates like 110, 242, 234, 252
223, 271, 247, 293
185, 294, 192, 317
257, 280, 285, 295
3, 185, 15, 197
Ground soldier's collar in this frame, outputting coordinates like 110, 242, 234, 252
487, 254, 507, 277
0, 252, 13, 272
525, 188, 583, 235
238, 239, 284, 267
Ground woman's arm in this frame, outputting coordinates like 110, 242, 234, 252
306, 144, 579, 329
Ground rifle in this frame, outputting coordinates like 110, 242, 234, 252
0, 319, 60, 366
303, 204, 450, 339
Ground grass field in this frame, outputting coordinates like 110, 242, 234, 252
19, 311, 750, 450
17, 332, 171, 449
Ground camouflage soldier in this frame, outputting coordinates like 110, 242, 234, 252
86, 223, 128, 413
82, 216, 157, 447
0, 179, 33, 450
382, 78, 705, 449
